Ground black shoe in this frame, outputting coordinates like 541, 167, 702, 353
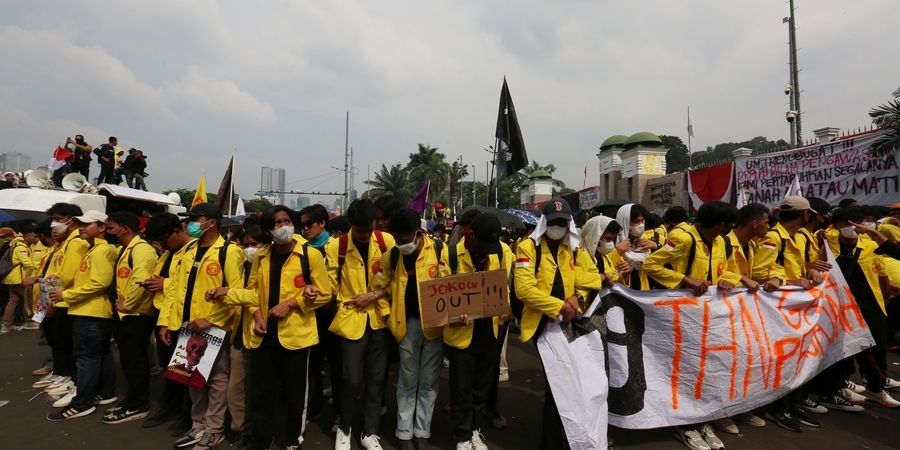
765, 411, 802, 432
103, 407, 149, 424
398, 439, 416, 450
789, 406, 821, 428
170, 415, 193, 437
47, 405, 96, 421
142, 408, 178, 428
413, 437, 432, 450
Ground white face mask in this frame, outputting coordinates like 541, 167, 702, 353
629, 223, 645, 237
861, 221, 876, 229
243, 247, 261, 261
271, 225, 295, 245
597, 240, 616, 255
397, 237, 419, 255
50, 220, 69, 234
839, 226, 858, 239
545, 225, 568, 240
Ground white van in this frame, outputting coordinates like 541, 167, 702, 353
0, 184, 187, 222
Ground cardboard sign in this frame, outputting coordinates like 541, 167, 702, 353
419, 270, 510, 328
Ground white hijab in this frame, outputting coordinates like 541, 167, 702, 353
581, 215, 615, 260
614, 203, 648, 269
530, 214, 581, 252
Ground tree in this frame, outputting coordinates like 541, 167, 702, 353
870, 98, 900, 158
660, 135, 690, 173
447, 161, 469, 211
524, 160, 556, 176
407, 144, 449, 200
364, 163, 410, 200
243, 198, 272, 213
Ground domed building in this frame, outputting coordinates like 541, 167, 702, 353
595, 131, 668, 203
519, 168, 556, 207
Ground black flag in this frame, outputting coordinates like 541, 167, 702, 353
215, 155, 235, 215
494, 77, 528, 177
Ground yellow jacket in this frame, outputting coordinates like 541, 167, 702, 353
62, 239, 117, 319
326, 231, 395, 340
47, 229, 90, 308
751, 223, 802, 283
442, 241, 513, 349
153, 241, 195, 320
724, 231, 755, 278
30, 241, 48, 269
878, 223, 900, 242
823, 234, 889, 314
2, 237, 35, 285
115, 237, 158, 318
373, 235, 450, 342
160, 236, 245, 330
225, 235, 332, 350
644, 225, 741, 288
795, 228, 821, 267
514, 237, 604, 342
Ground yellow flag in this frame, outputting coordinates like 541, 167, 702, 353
191, 175, 207, 208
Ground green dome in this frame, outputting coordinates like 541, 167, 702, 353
600, 134, 629, 150
529, 169, 552, 179
624, 131, 663, 147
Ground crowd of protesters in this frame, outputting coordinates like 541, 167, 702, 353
1, 194, 899, 450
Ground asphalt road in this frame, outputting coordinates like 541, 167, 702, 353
2, 327, 899, 450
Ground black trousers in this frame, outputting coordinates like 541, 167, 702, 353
446, 330, 498, 443
48, 307, 76, 378
486, 322, 509, 413
114, 315, 156, 409
308, 307, 342, 420
98, 164, 116, 184
248, 342, 310, 449
339, 328, 390, 435
857, 310, 889, 393
155, 327, 190, 414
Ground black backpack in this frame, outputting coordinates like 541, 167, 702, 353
0, 241, 20, 280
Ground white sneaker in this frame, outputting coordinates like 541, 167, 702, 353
45, 376, 72, 392
700, 424, 725, 450
46, 381, 75, 396
456, 441, 475, 450
360, 433, 383, 450
845, 379, 866, 393
673, 427, 711, 450
498, 370, 509, 382
52, 388, 77, 408
841, 388, 867, 405
713, 417, 738, 435
334, 427, 351, 450
472, 429, 488, 450
735, 411, 765, 427
884, 378, 900, 390
873, 390, 900, 408
32, 373, 58, 388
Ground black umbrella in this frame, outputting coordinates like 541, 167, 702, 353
459, 206, 525, 230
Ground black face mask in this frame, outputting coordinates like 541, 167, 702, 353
104, 232, 119, 246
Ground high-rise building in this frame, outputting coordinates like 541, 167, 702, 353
259, 166, 286, 204
0, 151, 32, 173
292, 196, 310, 210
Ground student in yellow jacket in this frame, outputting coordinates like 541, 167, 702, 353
644, 206, 691, 249
160, 203, 245, 450
644, 202, 742, 295
441, 213, 513, 449
326, 199, 395, 450
371, 208, 449, 449
579, 216, 626, 286
23, 221, 56, 324
208, 205, 331, 450
47, 210, 119, 421
103, 211, 159, 424
1, 226, 36, 332
513, 198, 604, 449
751, 196, 821, 292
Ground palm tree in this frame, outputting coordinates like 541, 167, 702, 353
870, 98, 900, 158
365, 163, 410, 200
524, 160, 557, 176
407, 144, 449, 197
447, 161, 469, 210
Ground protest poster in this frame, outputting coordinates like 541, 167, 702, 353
734, 129, 900, 207
418, 270, 510, 328
165, 325, 227, 390
31, 278, 62, 324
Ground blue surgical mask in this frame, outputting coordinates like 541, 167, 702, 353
309, 230, 330, 249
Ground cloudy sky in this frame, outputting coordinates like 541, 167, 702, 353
2, 0, 897, 205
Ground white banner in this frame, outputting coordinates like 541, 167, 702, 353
734, 130, 899, 207
165, 325, 227, 390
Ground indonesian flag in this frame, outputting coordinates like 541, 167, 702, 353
687, 162, 734, 207
48, 146, 73, 171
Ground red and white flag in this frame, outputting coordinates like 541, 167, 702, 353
48, 146, 73, 171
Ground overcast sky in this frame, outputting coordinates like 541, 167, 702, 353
2, 0, 897, 205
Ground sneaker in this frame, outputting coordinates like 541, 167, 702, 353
735, 412, 765, 427
45, 377, 73, 393
141, 408, 178, 428
789, 406, 821, 428
170, 415, 193, 437
174, 428, 205, 448
764, 411, 802, 432
193, 432, 224, 450
398, 439, 416, 450
103, 407, 149, 424
673, 427, 711, 450
0, 325, 10, 334
819, 394, 865, 412
52, 389, 77, 408
94, 394, 118, 405
103, 406, 123, 418
699, 424, 724, 450
840, 388, 867, 405
32, 363, 53, 376
334, 427, 351, 450
884, 378, 900, 391
23, 321, 41, 330
712, 417, 738, 435
498, 370, 509, 382
797, 397, 828, 414
414, 437, 432, 450
845, 379, 866, 393
471, 430, 488, 450
360, 433, 384, 450
46, 381, 75, 396
47, 404, 95, 421
32, 372, 58, 388
456, 442, 475, 450
872, 390, 900, 408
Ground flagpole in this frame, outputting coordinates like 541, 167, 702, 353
687, 106, 693, 168
493, 138, 500, 208
229, 147, 235, 215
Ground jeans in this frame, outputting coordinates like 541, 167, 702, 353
395, 318, 443, 440
446, 323, 499, 443
248, 342, 310, 449
115, 315, 155, 410
339, 327, 389, 435
71, 316, 116, 410
131, 173, 147, 191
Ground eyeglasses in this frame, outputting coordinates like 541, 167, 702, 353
299, 221, 314, 229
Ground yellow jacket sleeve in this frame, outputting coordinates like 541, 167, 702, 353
751, 232, 786, 283
325, 238, 340, 299
225, 257, 261, 309
62, 246, 114, 304
206, 244, 245, 327
514, 239, 563, 319
299, 246, 333, 313
14, 243, 36, 272
643, 233, 690, 289
58, 239, 90, 288
574, 248, 604, 293
120, 243, 158, 312
373, 250, 394, 319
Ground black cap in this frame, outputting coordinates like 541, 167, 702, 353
179, 202, 223, 221
541, 198, 573, 222
472, 213, 502, 254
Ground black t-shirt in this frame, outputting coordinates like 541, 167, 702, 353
355, 239, 370, 284
837, 244, 881, 318
403, 252, 419, 319
182, 245, 210, 324
265, 248, 291, 341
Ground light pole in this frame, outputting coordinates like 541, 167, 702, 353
784, 0, 801, 146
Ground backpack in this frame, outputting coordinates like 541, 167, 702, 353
336, 231, 386, 286
298, 243, 312, 286
0, 242, 20, 280
449, 242, 459, 274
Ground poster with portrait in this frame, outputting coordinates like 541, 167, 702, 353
165, 324, 226, 390
32, 278, 62, 324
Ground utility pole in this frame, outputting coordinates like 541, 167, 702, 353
785, 0, 801, 146
343, 111, 349, 211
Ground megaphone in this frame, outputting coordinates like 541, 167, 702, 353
25, 168, 52, 188
62, 173, 90, 192
167, 192, 182, 205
